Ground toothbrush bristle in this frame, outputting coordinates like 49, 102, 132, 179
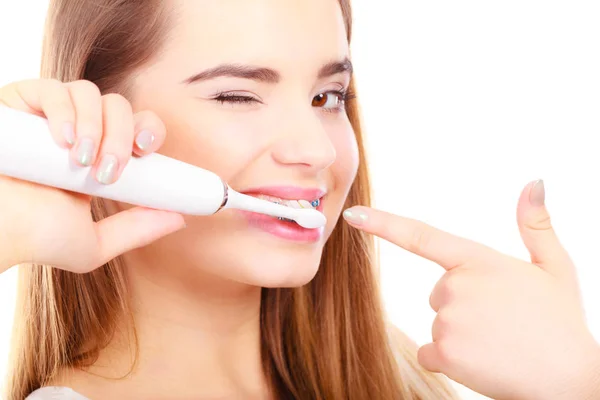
277, 216, 295, 223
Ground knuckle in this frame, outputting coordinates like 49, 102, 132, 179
431, 280, 455, 311
0, 81, 13, 95
524, 211, 553, 231
110, 146, 133, 162
428, 291, 437, 311
1, 80, 34, 107
45, 78, 63, 87
102, 93, 132, 112
408, 223, 432, 254
417, 345, 438, 372
70, 79, 102, 97
435, 309, 453, 334
40, 78, 63, 93
78, 119, 102, 138
440, 275, 459, 303
13, 79, 36, 92
53, 98, 75, 115
39, 81, 74, 117
69, 82, 103, 132
100, 143, 131, 162
435, 339, 457, 368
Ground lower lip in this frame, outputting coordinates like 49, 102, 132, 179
239, 202, 325, 242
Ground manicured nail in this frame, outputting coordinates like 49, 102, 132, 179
529, 179, 545, 206
63, 122, 75, 145
135, 130, 155, 151
75, 137, 95, 166
95, 154, 119, 184
343, 207, 368, 225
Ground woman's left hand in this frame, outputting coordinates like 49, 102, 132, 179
343, 180, 600, 400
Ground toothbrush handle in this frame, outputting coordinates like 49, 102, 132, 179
0, 105, 226, 215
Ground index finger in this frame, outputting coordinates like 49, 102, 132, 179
343, 206, 487, 270
0, 79, 76, 147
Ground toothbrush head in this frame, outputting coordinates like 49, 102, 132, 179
222, 188, 327, 229
291, 207, 327, 229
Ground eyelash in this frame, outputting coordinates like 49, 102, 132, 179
213, 93, 258, 105
213, 89, 356, 113
319, 89, 356, 113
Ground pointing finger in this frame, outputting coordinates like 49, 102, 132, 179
343, 206, 488, 270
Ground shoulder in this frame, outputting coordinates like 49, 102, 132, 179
26, 386, 90, 400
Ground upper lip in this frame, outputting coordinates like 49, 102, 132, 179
241, 186, 327, 201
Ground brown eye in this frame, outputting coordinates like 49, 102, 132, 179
312, 92, 343, 109
312, 93, 328, 107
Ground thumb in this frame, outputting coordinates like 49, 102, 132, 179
93, 207, 186, 267
517, 179, 573, 277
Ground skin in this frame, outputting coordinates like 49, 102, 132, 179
0, 0, 598, 399
345, 181, 600, 399
1, 0, 356, 398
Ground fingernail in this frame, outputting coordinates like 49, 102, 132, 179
95, 154, 119, 184
75, 137, 95, 166
343, 207, 368, 225
63, 122, 75, 145
529, 179, 545, 206
135, 130, 155, 151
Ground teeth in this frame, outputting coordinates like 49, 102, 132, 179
255, 194, 320, 209
298, 200, 312, 208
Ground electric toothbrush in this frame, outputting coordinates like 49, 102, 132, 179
0, 105, 326, 229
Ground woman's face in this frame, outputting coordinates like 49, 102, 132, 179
127, 0, 358, 287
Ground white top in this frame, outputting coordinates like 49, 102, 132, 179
26, 387, 89, 400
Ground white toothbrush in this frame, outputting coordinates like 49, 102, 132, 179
0, 105, 326, 229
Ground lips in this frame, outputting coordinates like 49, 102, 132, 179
241, 186, 326, 202
236, 185, 327, 242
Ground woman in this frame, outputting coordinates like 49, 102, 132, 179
1, 1, 598, 399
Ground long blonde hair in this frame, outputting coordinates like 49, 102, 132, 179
5, 1, 457, 399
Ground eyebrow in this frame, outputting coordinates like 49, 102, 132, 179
317, 58, 353, 79
183, 57, 353, 85
184, 64, 280, 84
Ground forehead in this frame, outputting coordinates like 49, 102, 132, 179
167, 0, 349, 71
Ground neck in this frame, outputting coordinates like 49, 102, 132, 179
83, 246, 268, 399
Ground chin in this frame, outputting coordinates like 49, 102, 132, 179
178, 211, 334, 289
239, 248, 324, 288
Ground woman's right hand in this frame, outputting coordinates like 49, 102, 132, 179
0, 79, 186, 274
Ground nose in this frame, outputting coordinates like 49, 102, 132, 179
270, 108, 337, 173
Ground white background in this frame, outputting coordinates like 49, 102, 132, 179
1, 1, 599, 399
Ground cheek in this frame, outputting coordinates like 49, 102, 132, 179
329, 119, 359, 190
158, 111, 270, 181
